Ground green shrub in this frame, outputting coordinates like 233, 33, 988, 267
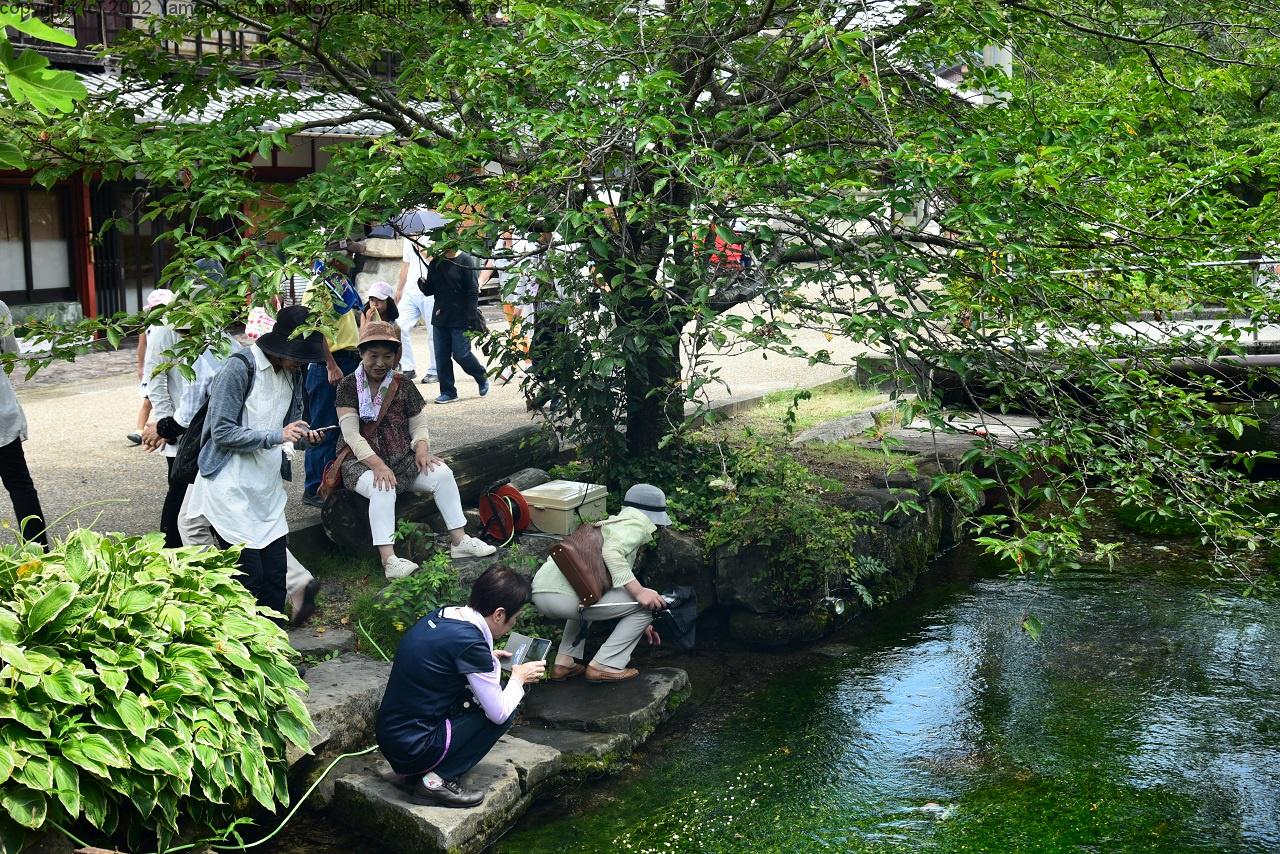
0, 530, 312, 854
351, 552, 460, 659
705, 443, 875, 609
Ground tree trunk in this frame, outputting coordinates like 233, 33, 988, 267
623, 313, 683, 457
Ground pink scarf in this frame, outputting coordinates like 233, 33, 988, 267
354, 365, 393, 421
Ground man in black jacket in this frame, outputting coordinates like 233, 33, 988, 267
419, 246, 490, 404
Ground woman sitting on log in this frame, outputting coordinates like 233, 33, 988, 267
335, 321, 497, 579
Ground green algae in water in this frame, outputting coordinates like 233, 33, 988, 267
496, 561, 1280, 853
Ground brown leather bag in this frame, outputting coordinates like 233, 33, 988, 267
549, 522, 609, 608
318, 375, 401, 500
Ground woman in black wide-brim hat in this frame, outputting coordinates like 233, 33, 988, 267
187, 305, 327, 616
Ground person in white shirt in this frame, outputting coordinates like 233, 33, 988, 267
396, 235, 436, 383
187, 306, 325, 615
0, 300, 46, 547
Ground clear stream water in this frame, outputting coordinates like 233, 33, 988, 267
493, 549, 1280, 853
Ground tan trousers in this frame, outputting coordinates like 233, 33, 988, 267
532, 589, 651, 671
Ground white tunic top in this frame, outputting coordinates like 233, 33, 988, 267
187, 345, 294, 549
0, 301, 27, 447
143, 325, 189, 459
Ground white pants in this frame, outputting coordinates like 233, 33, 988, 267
180, 483, 314, 595
396, 290, 435, 375
354, 464, 466, 546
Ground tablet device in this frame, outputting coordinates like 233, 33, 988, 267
499, 633, 553, 671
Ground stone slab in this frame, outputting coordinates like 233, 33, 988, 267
289, 626, 356, 657
812, 643, 857, 658
492, 733, 563, 793
520, 667, 689, 739
332, 758, 527, 854
301, 654, 391, 758
857, 414, 1043, 457
792, 411, 877, 445
509, 726, 630, 775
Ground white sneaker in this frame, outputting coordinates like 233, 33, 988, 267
450, 536, 497, 559
383, 556, 419, 580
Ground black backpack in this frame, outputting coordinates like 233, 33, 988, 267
169, 351, 254, 486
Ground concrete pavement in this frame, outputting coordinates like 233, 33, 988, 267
4, 310, 863, 543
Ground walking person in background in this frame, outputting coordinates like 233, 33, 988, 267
128, 288, 175, 445
0, 299, 47, 548
419, 235, 490, 404
396, 234, 435, 383
144, 314, 321, 625
301, 263, 364, 508
521, 230, 564, 412
187, 306, 326, 615
141, 291, 191, 548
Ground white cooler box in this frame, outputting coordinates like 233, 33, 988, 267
520, 480, 608, 535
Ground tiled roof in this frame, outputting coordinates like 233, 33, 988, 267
80, 71, 404, 138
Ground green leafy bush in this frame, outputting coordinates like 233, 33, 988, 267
351, 552, 460, 659
705, 443, 875, 609
0, 530, 312, 854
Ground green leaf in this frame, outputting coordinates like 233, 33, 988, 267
0, 143, 24, 171
2, 47, 86, 115
24, 581, 76, 635
0, 701, 51, 737
0, 610, 19, 644
79, 778, 108, 830
63, 732, 129, 772
116, 586, 159, 615
1021, 613, 1044, 641
97, 667, 128, 695
0, 643, 33, 674
0, 13, 77, 47
273, 711, 312, 752
40, 667, 88, 705
0, 745, 17, 786
50, 756, 79, 819
115, 691, 151, 740
131, 742, 182, 776
13, 756, 51, 792
0, 786, 46, 830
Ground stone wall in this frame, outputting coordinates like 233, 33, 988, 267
353, 237, 406, 297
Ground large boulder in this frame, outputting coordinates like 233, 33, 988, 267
713, 543, 774, 614
639, 528, 715, 613
354, 237, 409, 296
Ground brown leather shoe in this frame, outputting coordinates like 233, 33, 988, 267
550, 662, 585, 681
585, 664, 639, 684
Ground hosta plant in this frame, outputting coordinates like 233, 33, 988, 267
0, 530, 313, 853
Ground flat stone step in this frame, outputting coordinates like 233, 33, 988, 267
331, 736, 559, 854
519, 667, 690, 739
290, 626, 356, 657
812, 642, 857, 658
291, 653, 392, 805
509, 726, 630, 775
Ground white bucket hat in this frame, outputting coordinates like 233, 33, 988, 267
366, 280, 396, 302
622, 483, 672, 526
